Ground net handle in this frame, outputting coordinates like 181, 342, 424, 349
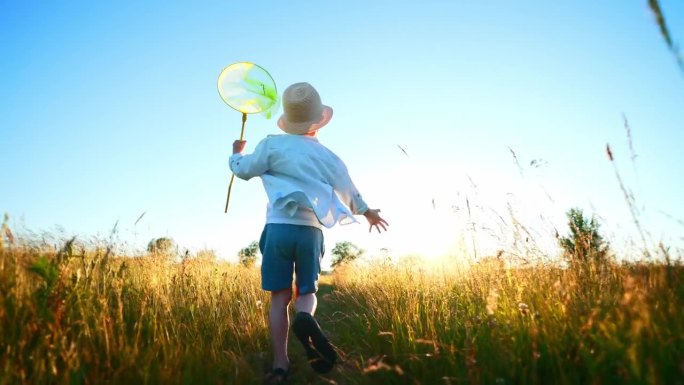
224, 112, 248, 213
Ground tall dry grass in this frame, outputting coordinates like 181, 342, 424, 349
1, 232, 683, 384
328, 258, 684, 385
0, 238, 271, 385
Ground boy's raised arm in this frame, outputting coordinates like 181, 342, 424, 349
229, 138, 270, 180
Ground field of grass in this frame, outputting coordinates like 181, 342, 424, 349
1, 233, 683, 385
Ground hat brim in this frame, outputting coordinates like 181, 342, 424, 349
278, 105, 333, 135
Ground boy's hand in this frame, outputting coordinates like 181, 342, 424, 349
233, 140, 246, 154
363, 209, 388, 233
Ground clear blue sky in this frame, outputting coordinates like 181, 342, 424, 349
2, 1, 683, 263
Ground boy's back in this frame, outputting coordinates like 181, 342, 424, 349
231, 133, 368, 229
263, 134, 344, 183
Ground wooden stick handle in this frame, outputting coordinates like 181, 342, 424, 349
224, 113, 248, 213
238, 112, 247, 140
224, 174, 236, 213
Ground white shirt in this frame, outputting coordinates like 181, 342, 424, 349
229, 134, 369, 229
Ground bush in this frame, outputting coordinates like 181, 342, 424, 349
558, 208, 610, 271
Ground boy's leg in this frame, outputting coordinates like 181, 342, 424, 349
291, 226, 336, 373
293, 227, 321, 317
259, 224, 297, 372
291, 311, 336, 374
269, 287, 293, 371
295, 292, 317, 315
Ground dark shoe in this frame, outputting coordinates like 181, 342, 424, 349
292, 312, 337, 373
265, 367, 288, 384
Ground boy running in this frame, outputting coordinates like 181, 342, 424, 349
229, 82, 388, 383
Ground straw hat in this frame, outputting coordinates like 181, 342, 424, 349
278, 82, 333, 135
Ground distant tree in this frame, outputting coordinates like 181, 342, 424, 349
147, 237, 176, 258
238, 241, 259, 267
331, 241, 364, 268
558, 208, 610, 270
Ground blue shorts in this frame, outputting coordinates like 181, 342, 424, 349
258, 223, 325, 294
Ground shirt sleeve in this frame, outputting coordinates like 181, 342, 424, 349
229, 138, 270, 180
331, 158, 369, 215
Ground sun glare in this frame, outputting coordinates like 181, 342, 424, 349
350, 161, 563, 263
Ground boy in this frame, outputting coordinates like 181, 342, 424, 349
229, 82, 388, 383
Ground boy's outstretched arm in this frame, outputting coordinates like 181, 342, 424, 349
363, 209, 388, 233
329, 157, 388, 233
